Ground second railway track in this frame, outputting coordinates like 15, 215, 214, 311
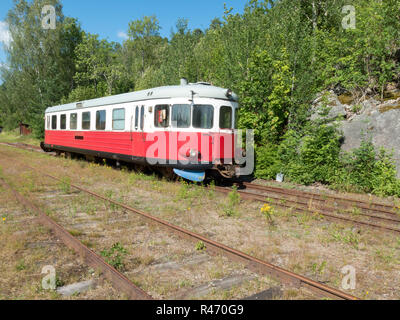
213, 182, 400, 235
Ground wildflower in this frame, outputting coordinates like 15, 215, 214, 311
260, 204, 272, 214
2, 217, 5, 222
261, 203, 275, 225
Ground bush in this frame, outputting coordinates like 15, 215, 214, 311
255, 124, 400, 198
271, 125, 342, 185
254, 143, 280, 180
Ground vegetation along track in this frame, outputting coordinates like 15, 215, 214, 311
214, 182, 400, 235
0, 145, 357, 300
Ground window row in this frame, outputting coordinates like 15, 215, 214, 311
155, 104, 236, 129
48, 108, 127, 131
47, 105, 236, 131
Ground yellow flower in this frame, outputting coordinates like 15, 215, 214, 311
2, 217, 5, 222
261, 204, 272, 214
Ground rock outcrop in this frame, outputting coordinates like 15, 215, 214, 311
311, 90, 400, 177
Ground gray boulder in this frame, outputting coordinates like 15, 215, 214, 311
311, 92, 400, 177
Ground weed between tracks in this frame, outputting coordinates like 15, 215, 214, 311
1, 144, 400, 299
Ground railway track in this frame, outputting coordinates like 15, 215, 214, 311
213, 182, 400, 235
242, 182, 399, 218
3, 141, 400, 234
0, 145, 357, 300
0, 177, 152, 300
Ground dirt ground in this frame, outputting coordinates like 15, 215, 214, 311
0, 144, 399, 300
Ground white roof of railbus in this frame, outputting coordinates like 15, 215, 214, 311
45, 83, 239, 114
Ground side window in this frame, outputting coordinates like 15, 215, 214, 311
82, 112, 91, 130
193, 105, 214, 129
113, 108, 125, 130
70, 113, 77, 130
140, 106, 145, 131
171, 104, 191, 128
135, 106, 139, 130
219, 106, 232, 129
60, 114, 67, 130
46, 116, 50, 130
154, 105, 169, 128
51, 115, 57, 130
96, 110, 106, 130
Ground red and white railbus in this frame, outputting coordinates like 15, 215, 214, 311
42, 79, 243, 182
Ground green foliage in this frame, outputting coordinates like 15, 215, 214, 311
254, 143, 280, 180
256, 126, 400, 197
339, 140, 400, 195
265, 124, 342, 185
59, 177, 71, 194
238, 48, 292, 144
0, 0, 83, 137
195, 241, 206, 251
100, 243, 128, 271
223, 186, 240, 217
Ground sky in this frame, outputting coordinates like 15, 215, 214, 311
0, 0, 248, 65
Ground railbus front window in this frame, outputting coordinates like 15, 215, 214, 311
192, 105, 214, 129
113, 108, 125, 130
96, 110, 106, 130
51, 115, 57, 130
70, 113, 77, 130
60, 114, 67, 130
220, 106, 233, 129
82, 112, 91, 130
154, 105, 170, 128
171, 104, 190, 128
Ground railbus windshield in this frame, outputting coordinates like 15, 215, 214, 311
192, 105, 214, 129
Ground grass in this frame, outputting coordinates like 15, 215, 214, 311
223, 186, 240, 217
100, 243, 128, 271
0, 130, 41, 146
195, 241, 206, 251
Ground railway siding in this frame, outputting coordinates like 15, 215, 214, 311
1, 143, 400, 299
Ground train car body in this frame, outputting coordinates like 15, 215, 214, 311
42, 80, 242, 182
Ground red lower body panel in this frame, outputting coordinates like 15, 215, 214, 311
45, 130, 235, 166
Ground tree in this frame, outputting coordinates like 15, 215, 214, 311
1, 0, 83, 137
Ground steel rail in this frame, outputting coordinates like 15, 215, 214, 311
0, 148, 358, 300
0, 177, 152, 300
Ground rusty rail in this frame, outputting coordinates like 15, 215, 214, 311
0, 177, 152, 300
